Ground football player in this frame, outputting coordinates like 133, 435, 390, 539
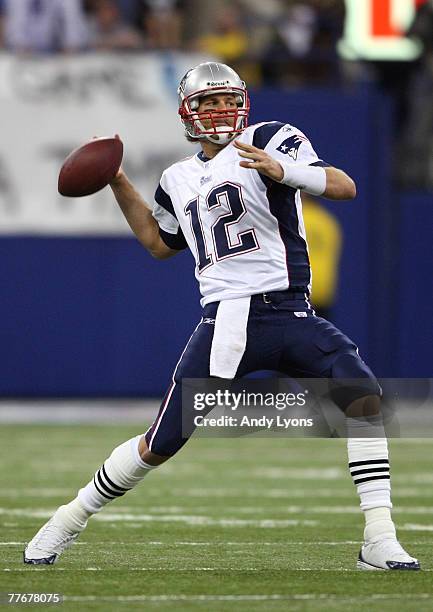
24, 62, 419, 571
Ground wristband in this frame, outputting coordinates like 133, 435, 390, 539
278, 161, 327, 196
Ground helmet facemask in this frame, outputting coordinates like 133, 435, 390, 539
179, 86, 250, 145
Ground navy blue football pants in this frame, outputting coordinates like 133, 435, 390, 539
145, 292, 380, 456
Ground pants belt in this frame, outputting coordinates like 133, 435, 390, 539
252, 289, 309, 304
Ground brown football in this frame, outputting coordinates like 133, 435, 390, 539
58, 137, 123, 197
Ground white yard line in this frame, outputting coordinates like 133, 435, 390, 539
172, 486, 427, 498
5, 540, 433, 547
389, 439, 433, 445
138, 505, 433, 516
230, 506, 433, 515
144, 540, 364, 546
3, 568, 66, 572
4, 568, 433, 573
0, 489, 73, 498
0, 540, 362, 547
96, 514, 319, 528
1, 485, 428, 500
0, 509, 54, 519
252, 468, 344, 479
0, 542, 87, 546
62, 593, 433, 602
401, 524, 433, 531
395, 475, 433, 484
3, 504, 433, 519
0, 508, 317, 528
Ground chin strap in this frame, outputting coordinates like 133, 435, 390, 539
205, 132, 237, 145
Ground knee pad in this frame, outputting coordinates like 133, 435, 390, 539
329, 351, 382, 411
146, 432, 189, 457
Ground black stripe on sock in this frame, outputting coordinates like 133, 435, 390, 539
349, 458, 389, 468
353, 474, 391, 485
102, 464, 129, 493
93, 475, 116, 500
350, 466, 390, 477
96, 470, 126, 499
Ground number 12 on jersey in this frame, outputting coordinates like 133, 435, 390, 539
185, 182, 259, 272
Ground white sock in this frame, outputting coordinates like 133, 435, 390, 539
60, 435, 156, 527
347, 416, 392, 509
56, 498, 91, 533
346, 416, 395, 541
363, 507, 396, 543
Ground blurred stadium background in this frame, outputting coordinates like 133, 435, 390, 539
0, 0, 432, 397
0, 0, 433, 607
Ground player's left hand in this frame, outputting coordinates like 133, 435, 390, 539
234, 140, 284, 182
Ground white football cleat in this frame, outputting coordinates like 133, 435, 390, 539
23, 506, 85, 565
357, 538, 420, 570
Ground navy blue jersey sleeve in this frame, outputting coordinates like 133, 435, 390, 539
153, 182, 188, 251
154, 183, 176, 218
252, 122, 286, 150
310, 160, 332, 168
159, 227, 188, 250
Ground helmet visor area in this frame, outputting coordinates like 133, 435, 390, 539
179, 86, 249, 139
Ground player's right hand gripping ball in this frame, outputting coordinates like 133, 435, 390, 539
58, 137, 123, 197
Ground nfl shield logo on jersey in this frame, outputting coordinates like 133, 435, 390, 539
276, 134, 309, 160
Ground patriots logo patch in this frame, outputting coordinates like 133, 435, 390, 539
276, 134, 309, 160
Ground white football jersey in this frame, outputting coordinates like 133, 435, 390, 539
153, 121, 329, 306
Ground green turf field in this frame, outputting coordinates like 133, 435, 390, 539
1, 425, 432, 611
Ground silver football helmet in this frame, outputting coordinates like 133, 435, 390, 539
178, 62, 249, 145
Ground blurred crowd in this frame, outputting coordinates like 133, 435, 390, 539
0, 0, 344, 85
0, 0, 432, 188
